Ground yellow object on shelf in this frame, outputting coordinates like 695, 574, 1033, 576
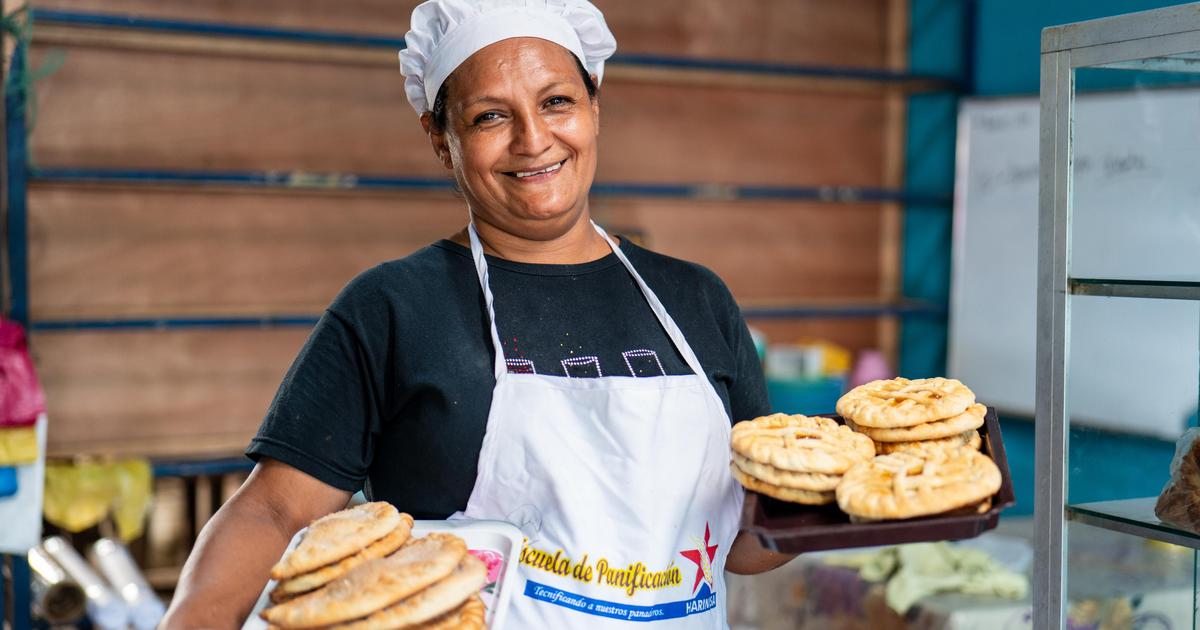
813, 339, 852, 376
43, 458, 152, 541
0, 425, 38, 465
765, 338, 853, 380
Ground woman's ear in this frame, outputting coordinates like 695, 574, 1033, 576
420, 112, 454, 170
590, 75, 601, 134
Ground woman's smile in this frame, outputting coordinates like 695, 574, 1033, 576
505, 158, 568, 182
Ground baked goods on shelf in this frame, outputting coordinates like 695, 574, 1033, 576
261, 502, 488, 629
1154, 429, 1200, 533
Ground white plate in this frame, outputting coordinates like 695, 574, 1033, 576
242, 519, 522, 630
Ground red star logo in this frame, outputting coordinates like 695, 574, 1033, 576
679, 523, 719, 594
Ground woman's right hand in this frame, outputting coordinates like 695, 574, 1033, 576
160, 458, 352, 629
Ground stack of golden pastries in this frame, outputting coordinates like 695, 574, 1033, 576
730, 414, 875, 505
837, 377, 1001, 520
262, 502, 487, 629
731, 377, 1003, 522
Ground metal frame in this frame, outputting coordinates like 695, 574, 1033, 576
1034, 39, 1072, 630
1035, 5, 1200, 629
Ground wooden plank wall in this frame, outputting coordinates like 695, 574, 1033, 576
21, 0, 903, 457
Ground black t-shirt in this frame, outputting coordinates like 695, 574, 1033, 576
247, 238, 770, 518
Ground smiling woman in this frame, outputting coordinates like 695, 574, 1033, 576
424, 38, 604, 248
161, 1, 791, 628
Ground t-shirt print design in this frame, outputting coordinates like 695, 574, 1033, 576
503, 349, 668, 378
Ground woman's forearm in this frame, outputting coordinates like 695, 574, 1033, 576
161, 460, 351, 628
725, 530, 797, 575
160, 491, 299, 628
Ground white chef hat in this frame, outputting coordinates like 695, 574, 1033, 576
399, 0, 617, 115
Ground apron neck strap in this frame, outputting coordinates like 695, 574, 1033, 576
588, 223, 710, 381
467, 221, 710, 382
467, 223, 508, 379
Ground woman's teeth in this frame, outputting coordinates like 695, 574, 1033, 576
513, 161, 563, 178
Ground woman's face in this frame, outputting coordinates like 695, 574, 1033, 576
425, 38, 600, 241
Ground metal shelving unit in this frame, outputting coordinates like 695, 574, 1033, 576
1035, 5, 1200, 629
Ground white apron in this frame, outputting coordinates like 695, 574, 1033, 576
459, 222, 743, 628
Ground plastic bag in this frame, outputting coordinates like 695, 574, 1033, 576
43, 459, 152, 540
0, 425, 39, 465
0, 318, 45, 428
1154, 427, 1200, 532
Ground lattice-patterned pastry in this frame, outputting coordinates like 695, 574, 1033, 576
836, 448, 1001, 520
730, 463, 836, 505
731, 453, 842, 491
847, 404, 986, 442
874, 429, 982, 456
731, 413, 875, 475
837, 377, 976, 429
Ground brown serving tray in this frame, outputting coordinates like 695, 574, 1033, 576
741, 406, 1015, 553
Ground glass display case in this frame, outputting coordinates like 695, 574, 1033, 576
1036, 4, 1200, 629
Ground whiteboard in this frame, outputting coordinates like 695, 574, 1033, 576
950, 90, 1200, 439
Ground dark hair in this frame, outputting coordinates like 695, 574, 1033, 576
428, 54, 597, 132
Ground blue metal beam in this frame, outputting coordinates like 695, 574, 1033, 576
29, 8, 962, 89
6, 45, 29, 327
31, 167, 952, 206
152, 457, 255, 478
742, 301, 947, 320
30, 8, 406, 49
30, 302, 945, 333
10, 555, 30, 630
31, 315, 321, 332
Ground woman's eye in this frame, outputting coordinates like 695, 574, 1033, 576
473, 112, 501, 125
545, 96, 573, 108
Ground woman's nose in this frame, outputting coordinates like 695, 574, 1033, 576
511, 110, 553, 157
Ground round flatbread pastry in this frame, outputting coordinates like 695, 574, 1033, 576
411, 595, 486, 630
835, 448, 1001, 520
731, 453, 842, 491
272, 516, 415, 599
271, 502, 405, 581
847, 404, 986, 442
836, 377, 976, 429
874, 429, 982, 455
262, 533, 467, 628
329, 555, 488, 630
731, 414, 875, 475
731, 463, 836, 505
